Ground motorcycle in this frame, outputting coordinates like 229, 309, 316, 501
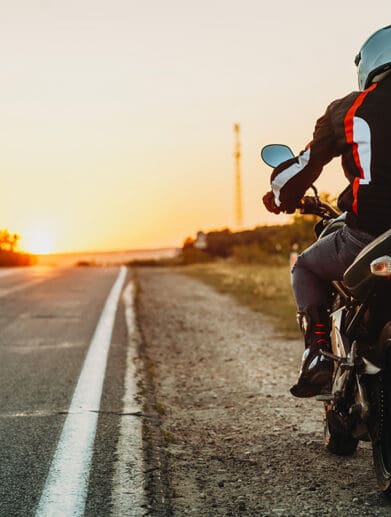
261, 144, 391, 496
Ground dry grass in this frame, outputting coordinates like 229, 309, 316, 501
184, 261, 300, 339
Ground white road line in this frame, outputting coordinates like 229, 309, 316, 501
35, 266, 127, 517
111, 280, 146, 516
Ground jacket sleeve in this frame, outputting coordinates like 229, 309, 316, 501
270, 101, 341, 211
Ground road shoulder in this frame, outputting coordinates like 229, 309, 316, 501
136, 267, 388, 516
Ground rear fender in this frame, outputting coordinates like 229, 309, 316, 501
377, 322, 391, 370
362, 322, 391, 372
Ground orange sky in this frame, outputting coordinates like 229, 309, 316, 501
1, 1, 390, 253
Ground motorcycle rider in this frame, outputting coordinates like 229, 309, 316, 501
263, 25, 391, 398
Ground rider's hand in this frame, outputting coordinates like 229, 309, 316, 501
284, 203, 297, 214
263, 191, 281, 214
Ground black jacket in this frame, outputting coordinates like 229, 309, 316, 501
270, 74, 391, 236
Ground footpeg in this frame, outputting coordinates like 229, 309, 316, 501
320, 349, 354, 371
319, 349, 345, 363
315, 393, 333, 401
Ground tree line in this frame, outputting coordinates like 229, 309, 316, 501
182, 213, 318, 264
0, 230, 36, 266
182, 193, 338, 264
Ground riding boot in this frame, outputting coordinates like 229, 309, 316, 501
290, 305, 334, 398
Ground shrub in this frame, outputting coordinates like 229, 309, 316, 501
0, 250, 36, 267
231, 243, 288, 266
180, 248, 213, 265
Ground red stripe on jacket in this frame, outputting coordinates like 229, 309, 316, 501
344, 83, 377, 215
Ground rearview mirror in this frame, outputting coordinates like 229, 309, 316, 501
261, 144, 295, 168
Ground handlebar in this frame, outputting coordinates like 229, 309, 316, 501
297, 196, 340, 219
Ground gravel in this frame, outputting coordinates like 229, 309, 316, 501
136, 267, 391, 516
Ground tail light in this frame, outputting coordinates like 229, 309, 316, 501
370, 256, 391, 277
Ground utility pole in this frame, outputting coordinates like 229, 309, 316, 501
233, 123, 243, 227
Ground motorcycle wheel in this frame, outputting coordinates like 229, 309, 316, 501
323, 402, 358, 456
370, 372, 391, 496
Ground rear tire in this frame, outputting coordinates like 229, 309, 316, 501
369, 372, 391, 496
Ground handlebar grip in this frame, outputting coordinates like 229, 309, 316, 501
299, 196, 320, 214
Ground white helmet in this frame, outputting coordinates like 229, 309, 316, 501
355, 25, 391, 91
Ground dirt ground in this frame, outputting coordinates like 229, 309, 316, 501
135, 267, 391, 516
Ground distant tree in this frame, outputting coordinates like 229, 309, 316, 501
205, 229, 233, 258
0, 229, 36, 266
183, 237, 194, 249
0, 230, 20, 252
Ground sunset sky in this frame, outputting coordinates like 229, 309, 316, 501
1, 1, 390, 253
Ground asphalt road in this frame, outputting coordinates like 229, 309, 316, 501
4, 264, 391, 516
0, 266, 143, 517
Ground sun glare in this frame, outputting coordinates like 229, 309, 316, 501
21, 229, 56, 255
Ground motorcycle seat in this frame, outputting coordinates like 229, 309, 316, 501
343, 229, 391, 301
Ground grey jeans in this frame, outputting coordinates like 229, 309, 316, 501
291, 225, 374, 311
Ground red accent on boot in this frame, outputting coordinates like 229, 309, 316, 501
313, 323, 328, 347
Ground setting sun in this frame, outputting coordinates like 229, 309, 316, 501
1, 2, 388, 254
21, 229, 56, 255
